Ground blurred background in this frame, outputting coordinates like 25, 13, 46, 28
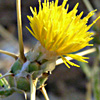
0, 0, 100, 100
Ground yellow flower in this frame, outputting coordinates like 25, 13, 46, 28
27, 0, 100, 68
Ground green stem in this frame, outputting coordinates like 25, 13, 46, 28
0, 50, 18, 59
16, 0, 26, 62
30, 77, 38, 100
40, 86, 49, 100
83, 0, 94, 11
86, 79, 92, 100
92, 46, 100, 100
93, 47, 99, 68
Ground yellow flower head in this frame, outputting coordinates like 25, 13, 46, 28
27, 0, 100, 68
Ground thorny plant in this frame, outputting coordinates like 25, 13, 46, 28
0, 0, 100, 100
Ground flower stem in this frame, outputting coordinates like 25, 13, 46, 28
0, 50, 18, 59
92, 46, 100, 100
86, 79, 92, 100
30, 77, 38, 100
40, 86, 49, 100
16, 0, 26, 62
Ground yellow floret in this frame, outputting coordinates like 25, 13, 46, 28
27, 0, 100, 68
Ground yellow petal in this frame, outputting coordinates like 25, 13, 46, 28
66, 54, 89, 63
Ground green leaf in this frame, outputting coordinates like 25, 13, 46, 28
27, 62, 39, 73
11, 59, 23, 75
17, 77, 30, 92
40, 60, 56, 72
0, 88, 15, 97
0, 74, 4, 87
8, 76, 15, 87
0, 73, 10, 89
